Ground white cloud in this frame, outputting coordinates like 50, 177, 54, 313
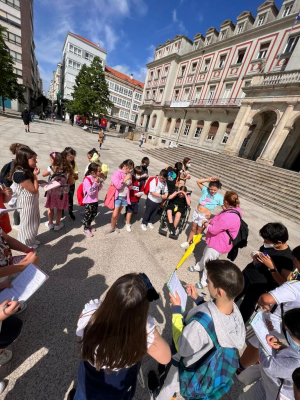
171, 8, 188, 36
172, 9, 178, 23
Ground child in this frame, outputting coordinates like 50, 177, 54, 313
82, 163, 103, 237
42, 152, 56, 179
11, 147, 40, 248
235, 222, 295, 323
141, 169, 168, 231
154, 260, 245, 399
181, 176, 224, 249
98, 129, 105, 149
71, 273, 171, 400
165, 162, 182, 195
62, 147, 78, 220
293, 368, 300, 400
178, 157, 191, 186
140, 156, 150, 185
125, 166, 145, 232
84, 148, 109, 180
44, 152, 73, 231
166, 186, 191, 237
238, 308, 300, 400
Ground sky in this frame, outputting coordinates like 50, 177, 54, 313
34, 0, 283, 94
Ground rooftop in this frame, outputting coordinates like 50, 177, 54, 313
105, 66, 144, 88
69, 32, 107, 54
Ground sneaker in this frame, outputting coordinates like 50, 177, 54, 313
180, 241, 189, 249
12, 225, 20, 230
148, 223, 154, 229
141, 224, 147, 231
126, 224, 131, 232
15, 302, 27, 314
34, 239, 41, 245
0, 350, 12, 366
84, 229, 93, 237
0, 380, 6, 395
67, 388, 76, 400
45, 221, 54, 230
105, 227, 120, 234
54, 222, 64, 231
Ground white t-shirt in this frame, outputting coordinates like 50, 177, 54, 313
148, 178, 168, 203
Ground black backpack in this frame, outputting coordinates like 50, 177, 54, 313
0, 161, 14, 187
222, 209, 249, 261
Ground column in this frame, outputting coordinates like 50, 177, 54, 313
256, 104, 295, 166
187, 119, 198, 143
222, 104, 252, 156
198, 120, 212, 146
212, 122, 227, 151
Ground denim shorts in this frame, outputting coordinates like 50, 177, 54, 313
115, 196, 128, 207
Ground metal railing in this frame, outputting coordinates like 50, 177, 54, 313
163, 98, 242, 108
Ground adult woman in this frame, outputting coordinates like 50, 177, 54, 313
178, 157, 191, 186
189, 191, 242, 288
21, 108, 30, 133
106, 159, 134, 234
72, 273, 171, 400
12, 147, 40, 248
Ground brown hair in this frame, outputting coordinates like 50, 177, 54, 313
182, 157, 191, 170
134, 165, 143, 175
9, 143, 30, 155
224, 190, 240, 207
206, 260, 244, 300
52, 152, 73, 175
11, 147, 37, 182
81, 273, 149, 371
178, 185, 187, 192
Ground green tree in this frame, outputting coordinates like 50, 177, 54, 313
71, 57, 113, 133
0, 25, 26, 112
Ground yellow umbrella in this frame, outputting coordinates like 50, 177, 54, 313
175, 234, 202, 270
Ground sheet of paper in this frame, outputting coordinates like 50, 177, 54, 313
0, 207, 22, 214
40, 181, 60, 191
136, 191, 144, 197
0, 263, 48, 304
167, 271, 187, 313
250, 311, 276, 356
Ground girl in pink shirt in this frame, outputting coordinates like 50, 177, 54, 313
189, 191, 242, 288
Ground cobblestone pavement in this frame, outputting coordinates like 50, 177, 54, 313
0, 117, 298, 400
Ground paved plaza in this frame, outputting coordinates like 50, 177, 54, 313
0, 116, 299, 400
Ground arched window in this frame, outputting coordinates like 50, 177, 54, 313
207, 121, 219, 141
183, 119, 192, 136
152, 114, 157, 128
140, 114, 144, 126
174, 118, 181, 134
222, 122, 234, 144
194, 120, 204, 138
165, 117, 172, 133
241, 124, 257, 148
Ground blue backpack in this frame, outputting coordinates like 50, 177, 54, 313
179, 312, 239, 400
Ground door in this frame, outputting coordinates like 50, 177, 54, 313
206, 86, 216, 105
145, 115, 150, 132
222, 84, 233, 104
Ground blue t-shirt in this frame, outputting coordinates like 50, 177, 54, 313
198, 186, 223, 211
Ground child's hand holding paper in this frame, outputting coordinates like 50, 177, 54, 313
169, 291, 181, 306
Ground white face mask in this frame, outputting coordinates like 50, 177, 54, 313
186, 163, 191, 168
263, 243, 274, 249
135, 175, 141, 180
125, 179, 132, 186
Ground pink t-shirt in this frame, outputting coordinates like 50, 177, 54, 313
206, 207, 242, 254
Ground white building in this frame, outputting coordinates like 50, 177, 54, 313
47, 62, 62, 103
61, 32, 107, 101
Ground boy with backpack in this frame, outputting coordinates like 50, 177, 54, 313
152, 259, 245, 400
125, 166, 146, 232
141, 169, 168, 231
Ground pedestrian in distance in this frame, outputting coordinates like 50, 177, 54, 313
139, 134, 146, 148
98, 129, 105, 149
21, 108, 30, 133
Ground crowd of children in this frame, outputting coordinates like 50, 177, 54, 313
0, 142, 299, 400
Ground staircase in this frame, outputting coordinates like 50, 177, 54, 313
143, 146, 300, 222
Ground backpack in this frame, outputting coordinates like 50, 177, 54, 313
222, 209, 249, 261
77, 177, 93, 206
48, 173, 70, 200
144, 177, 158, 196
179, 312, 239, 400
0, 161, 13, 187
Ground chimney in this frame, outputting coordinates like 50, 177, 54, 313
130, 74, 133, 80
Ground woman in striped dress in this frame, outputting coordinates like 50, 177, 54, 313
12, 148, 40, 249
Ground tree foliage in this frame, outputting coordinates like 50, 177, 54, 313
67, 57, 113, 132
0, 25, 26, 111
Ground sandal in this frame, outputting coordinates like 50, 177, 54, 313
188, 266, 200, 272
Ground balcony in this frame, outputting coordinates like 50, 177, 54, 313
250, 70, 300, 86
163, 98, 243, 108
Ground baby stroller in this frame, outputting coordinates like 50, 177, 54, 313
158, 191, 191, 240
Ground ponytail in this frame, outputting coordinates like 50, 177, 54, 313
224, 190, 240, 207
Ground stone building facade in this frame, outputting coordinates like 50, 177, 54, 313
47, 62, 62, 103
138, 0, 300, 171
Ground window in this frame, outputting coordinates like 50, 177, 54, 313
14, 67, 22, 76
146, 91, 150, 99
67, 74, 76, 83
191, 62, 197, 72
284, 36, 300, 53
242, 80, 251, 98
222, 84, 233, 102
3, 31, 21, 46
183, 88, 190, 100
194, 87, 202, 101
204, 59, 211, 72
9, 49, 22, 62
132, 103, 139, 111
85, 52, 94, 61
1, 0, 20, 9
283, 4, 293, 17
174, 90, 179, 101
222, 123, 233, 144
165, 118, 172, 133
150, 71, 153, 80
257, 14, 266, 27
183, 119, 191, 136
219, 55, 226, 68
119, 110, 129, 119
236, 49, 246, 64
237, 24, 244, 34
180, 65, 186, 77
0, 10, 21, 24
207, 121, 219, 140
194, 120, 204, 138
152, 115, 157, 128
157, 69, 161, 79
257, 42, 270, 59
158, 89, 163, 102
69, 44, 82, 57
152, 90, 156, 100
174, 118, 181, 134
175, 42, 178, 47
220, 30, 227, 40
207, 85, 216, 104
68, 59, 81, 70
206, 36, 211, 46
164, 66, 169, 76
140, 114, 144, 126
130, 114, 136, 122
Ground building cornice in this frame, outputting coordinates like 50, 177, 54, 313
105, 72, 143, 92
147, 53, 181, 68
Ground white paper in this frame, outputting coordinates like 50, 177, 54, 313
167, 271, 187, 313
0, 263, 48, 304
136, 192, 144, 197
0, 207, 22, 214
40, 181, 60, 191
250, 311, 278, 356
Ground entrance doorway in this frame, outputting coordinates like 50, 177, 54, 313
274, 117, 300, 171
145, 115, 150, 132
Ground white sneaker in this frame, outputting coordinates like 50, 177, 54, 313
34, 239, 41, 245
0, 349, 12, 366
180, 241, 189, 249
45, 221, 54, 230
54, 222, 64, 231
0, 380, 6, 395
148, 223, 154, 229
126, 224, 131, 232
141, 224, 147, 231
12, 225, 20, 230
